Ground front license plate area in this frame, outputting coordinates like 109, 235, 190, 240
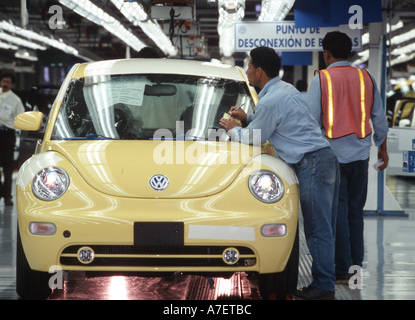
134, 222, 184, 246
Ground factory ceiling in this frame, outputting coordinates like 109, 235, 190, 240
0, 0, 415, 72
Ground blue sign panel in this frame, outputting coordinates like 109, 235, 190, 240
281, 52, 312, 66
294, 0, 382, 28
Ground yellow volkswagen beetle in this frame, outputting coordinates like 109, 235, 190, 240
14, 58, 299, 299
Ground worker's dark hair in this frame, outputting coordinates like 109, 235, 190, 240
322, 31, 352, 59
249, 46, 281, 78
0, 73, 16, 84
296, 79, 308, 92
137, 47, 162, 58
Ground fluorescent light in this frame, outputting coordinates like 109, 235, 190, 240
390, 41, 415, 66
0, 29, 47, 51
352, 49, 369, 66
15, 49, 38, 61
258, 0, 295, 22
0, 40, 18, 50
392, 42, 415, 56
354, 21, 407, 66
389, 28, 415, 46
110, 0, 178, 56
0, 20, 78, 56
59, 0, 146, 53
361, 21, 404, 46
390, 53, 415, 66
387, 20, 404, 33
218, 0, 245, 58
112, 0, 148, 21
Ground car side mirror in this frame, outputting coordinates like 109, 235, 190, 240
14, 111, 43, 131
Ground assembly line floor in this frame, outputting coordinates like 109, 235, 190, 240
1, 173, 414, 300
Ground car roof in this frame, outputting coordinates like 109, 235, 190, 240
72, 58, 245, 81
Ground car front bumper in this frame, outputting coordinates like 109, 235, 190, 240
17, 183, 298, 275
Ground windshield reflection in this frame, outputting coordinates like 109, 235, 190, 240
52, 74, 254, 141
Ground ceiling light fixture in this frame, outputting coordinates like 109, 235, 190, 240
0, 19, 97, 61
59, 0, 146, 53
0, 40, 18, 51
0, 20, 78, 56
361, 21, 404, 46
392, 42, 415, 56
217, 0, 245, 58
351, 49, 369, 66
257, 0, 295, 22
111, 0, 178, 56
0, 27, 47, 51
390, 52, 415, 66
15, 49, 38, 61
389, 28, 415, 46
353, 20, 414, 67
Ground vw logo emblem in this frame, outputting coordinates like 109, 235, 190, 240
238, 25, 247, 34
149, 174, 169, 191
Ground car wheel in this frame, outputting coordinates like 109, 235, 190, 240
16, 227, 52, 299
258, 223, 299, 300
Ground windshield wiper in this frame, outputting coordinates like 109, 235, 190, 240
63, 133, 115, 140
150, 135, 206, 141
95, 134, 115, 140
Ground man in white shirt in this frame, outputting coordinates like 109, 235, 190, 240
0, 73, 25, 206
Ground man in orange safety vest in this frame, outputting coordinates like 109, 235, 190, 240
307, 31, 389, 286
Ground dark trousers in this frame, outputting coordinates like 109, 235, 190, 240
0, 129, 16, 199
335, 159, 369, 275
293, 147, 340, 291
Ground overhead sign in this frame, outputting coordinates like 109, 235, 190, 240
234, 21, 362, 52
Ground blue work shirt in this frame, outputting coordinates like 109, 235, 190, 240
232, 77, 329, 164
306, 61, 389, 164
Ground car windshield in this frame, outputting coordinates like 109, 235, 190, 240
52, 74, 254, 141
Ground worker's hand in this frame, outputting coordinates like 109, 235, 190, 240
377, 150, 389, 171
219, 117, 242, 131
377, 139, 389, 171
229, 106, 247, 123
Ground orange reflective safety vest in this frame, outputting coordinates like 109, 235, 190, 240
318, 66, 374, 139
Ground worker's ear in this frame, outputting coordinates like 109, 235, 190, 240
324, 49, 333, 60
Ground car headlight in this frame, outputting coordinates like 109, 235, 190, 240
32, 167, 70, 201
248, 170, 284, 203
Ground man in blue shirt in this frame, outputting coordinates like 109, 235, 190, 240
220, 46, 339, 300
306, 32, 389, 285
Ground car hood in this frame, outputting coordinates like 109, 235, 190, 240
49, 140, 262, 198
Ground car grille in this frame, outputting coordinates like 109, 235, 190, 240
60, 245, 257, 268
